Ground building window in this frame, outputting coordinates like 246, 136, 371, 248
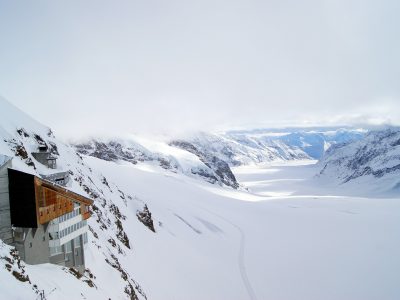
29, 242, 32, 248
49, 246, 62, 256
74, 236, 81, 247
65, 241, 72, 253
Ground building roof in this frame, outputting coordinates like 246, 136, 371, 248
38, 177, 94, 206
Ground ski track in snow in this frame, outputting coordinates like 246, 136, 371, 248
199, 207, 258, 300
235, 223, 258, 300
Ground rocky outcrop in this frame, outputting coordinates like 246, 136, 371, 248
170, 140, 239, 189
136, 205, 155, 232
317, 128, 400, 190
75, 141, 144, 164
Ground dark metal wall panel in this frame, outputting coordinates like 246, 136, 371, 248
8, 169, 38, 228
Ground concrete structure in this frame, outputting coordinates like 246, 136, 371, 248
0, 155, 92, 272
32, 145, 57, 169
41, 171, 70, 186
0, 156, 13, 245
48, 206, 88, 270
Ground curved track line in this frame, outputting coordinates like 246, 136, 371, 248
199, 207, 258, 300
233, 221, 258, 300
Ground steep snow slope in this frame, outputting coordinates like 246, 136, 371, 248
317, 128, 400, 195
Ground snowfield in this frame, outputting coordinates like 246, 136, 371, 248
84, 157, 400, 300
0, 97, 399, 299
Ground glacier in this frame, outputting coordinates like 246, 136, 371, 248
0, 96, 399, 300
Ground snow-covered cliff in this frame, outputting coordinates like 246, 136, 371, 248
317, 128, 400, 195
74, 137, 240, 189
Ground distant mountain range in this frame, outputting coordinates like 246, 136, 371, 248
74, 125, 400, 195
73, 127, 366, 189
223, 127, 366, 159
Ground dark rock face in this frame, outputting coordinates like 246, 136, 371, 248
6, 139, 36, 169
207, 156, 238, 189
170, 140, 239, 189
75, 141, 140, 163
16, 128, 30, 138
105, 254, 144, 300
191, 168, 218, 184
136, 205, 155, 232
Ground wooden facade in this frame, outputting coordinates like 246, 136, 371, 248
8, 169, 93, 227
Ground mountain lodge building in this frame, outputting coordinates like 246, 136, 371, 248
0, 153, 93, 272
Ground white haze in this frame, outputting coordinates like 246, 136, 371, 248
0, 0, 399, 138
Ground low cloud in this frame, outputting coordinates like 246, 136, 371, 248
0, 0, 399, 138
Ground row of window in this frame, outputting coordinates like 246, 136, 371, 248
50, 245, 62, 256
58, 207, 81, 223
49, 220, 87, 240
60, 220, 87, 239
49, 233, 88, 256
54, 178, 66, 185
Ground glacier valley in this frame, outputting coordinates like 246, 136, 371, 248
0, 98, 399, 300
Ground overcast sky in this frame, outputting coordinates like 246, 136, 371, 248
0, 0, 399, 138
